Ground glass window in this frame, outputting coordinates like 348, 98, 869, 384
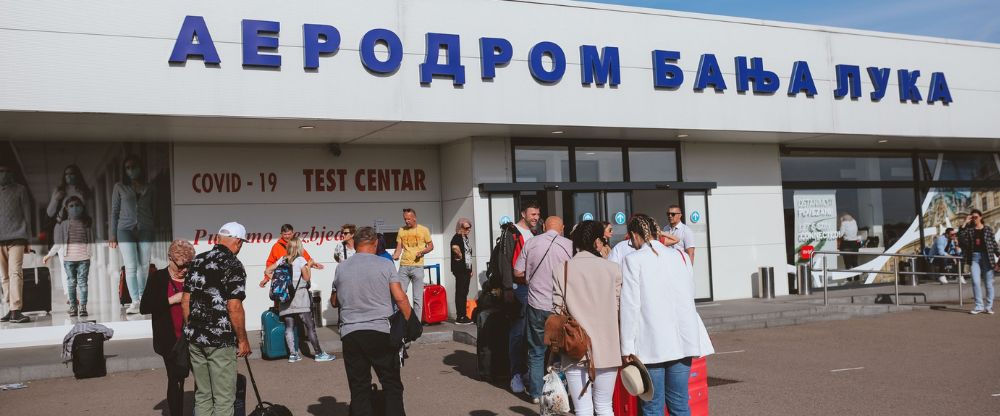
575, 147, 623, 182
783, 187, 919, 286
514, 146, 569, 182
781, 152, 913, 181
628, 147, 678, 181
919, 153, 1000, 181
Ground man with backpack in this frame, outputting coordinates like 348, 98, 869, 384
332, 227, 412, 415
507, 202, 540, 395
514, 216, 572, 403
258, 224, 323, 289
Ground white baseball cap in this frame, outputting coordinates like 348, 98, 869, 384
218, 222, 248, 242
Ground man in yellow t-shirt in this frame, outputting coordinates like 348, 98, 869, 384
392, 208, 434, 320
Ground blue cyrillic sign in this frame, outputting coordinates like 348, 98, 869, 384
168, 16, 955, 104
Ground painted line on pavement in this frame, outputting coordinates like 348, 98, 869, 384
830, 367, 864, 373
715, 350, 746, 355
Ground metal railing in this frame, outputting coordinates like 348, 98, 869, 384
807, 251, 964, 306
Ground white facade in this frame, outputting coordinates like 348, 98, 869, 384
1, 0, 999, 347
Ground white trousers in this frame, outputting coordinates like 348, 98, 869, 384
565, 364, 617, 416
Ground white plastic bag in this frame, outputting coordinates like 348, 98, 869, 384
539, 366, 571, 415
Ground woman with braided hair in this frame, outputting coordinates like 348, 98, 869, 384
619, 214, 714, 416
552, 220, 622, 415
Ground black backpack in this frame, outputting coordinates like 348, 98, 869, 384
479, 223, 522, 314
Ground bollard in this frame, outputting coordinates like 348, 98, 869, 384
796, 263, 811, 296
758, 267, 775, 299
909, 257, 919, 286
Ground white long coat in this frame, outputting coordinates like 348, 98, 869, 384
619, 240, 714, 364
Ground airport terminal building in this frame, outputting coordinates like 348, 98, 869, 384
2, 0, 999, 347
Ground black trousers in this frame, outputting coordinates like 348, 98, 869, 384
161, 355, 186, 416
841, 240, 861, 269
453, 270, 472, 319
343, 330, 405, 416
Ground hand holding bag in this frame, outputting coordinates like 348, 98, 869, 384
539, 366, 572, 415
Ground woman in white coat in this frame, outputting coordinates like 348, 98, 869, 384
619, 214, 714, 416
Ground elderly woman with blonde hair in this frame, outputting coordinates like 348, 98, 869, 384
140, 240, 196, 416
451, 218, 474, 324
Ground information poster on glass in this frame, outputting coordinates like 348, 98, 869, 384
792, 190, 838, 285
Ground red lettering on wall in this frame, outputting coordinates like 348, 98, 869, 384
415, 169, 426, 191
355, 170, 366, 191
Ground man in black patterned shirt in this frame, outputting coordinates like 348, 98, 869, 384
183, 222, 250, 416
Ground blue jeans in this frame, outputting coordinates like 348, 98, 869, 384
970, 252, 995, 311
117, 228, 154, 302
508, 284, 529, 380
641, 357, 692, 416
525, 304, 550, 399
63, 260, 90, 306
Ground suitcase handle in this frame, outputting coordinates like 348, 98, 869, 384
423, 264, 441, 285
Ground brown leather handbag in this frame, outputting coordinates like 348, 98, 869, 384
544, 261, 596, 396
544, 262, 592, 361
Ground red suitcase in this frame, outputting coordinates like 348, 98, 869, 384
612, 356, 709, 416
421, 264, 448, 324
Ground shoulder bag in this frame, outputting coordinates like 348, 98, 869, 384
543, 261, 595, 396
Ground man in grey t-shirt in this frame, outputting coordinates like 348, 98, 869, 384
331, 227, 411, 415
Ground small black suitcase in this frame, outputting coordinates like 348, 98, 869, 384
22, 265, 52, 313
475, 307, 510, 382
72, 332, 106, 379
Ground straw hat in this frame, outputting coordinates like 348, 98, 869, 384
621, 356, 654, 402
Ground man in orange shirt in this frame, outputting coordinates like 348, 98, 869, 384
259, 224, 324, 288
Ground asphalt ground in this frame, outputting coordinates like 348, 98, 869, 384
2, 308, 998, 415
707, 307, 1000, 415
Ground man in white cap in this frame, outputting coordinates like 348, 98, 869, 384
182, 222, 251, 416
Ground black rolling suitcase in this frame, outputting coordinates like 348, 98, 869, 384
72, 332, 106, 379
22, 263, 52, 314
475, 307, 510, 382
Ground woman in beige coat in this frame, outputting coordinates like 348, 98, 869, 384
553, 220, 623, 416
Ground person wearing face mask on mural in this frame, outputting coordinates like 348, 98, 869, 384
0, 162, 33, 324
43, 196, 95, 317
46, 164, 94, 224
108, 155, 157, 315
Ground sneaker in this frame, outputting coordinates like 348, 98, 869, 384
510, 374, 525, 394
0, 311, 11, 322
532, 397, 540, 404
314, 352, 336, 362
938, 276, 948, 285
125, 302, 141, 315
10, 311, 30, 323
68, 305, 78, 317
79, 305, 88, 317
970, 309, 984, 315
288, 353, 302, 363
455, 316, 472, 325
988, 309, 995, 315
960, 277, 968, 285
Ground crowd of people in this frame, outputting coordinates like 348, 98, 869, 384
132, 201, 713, 416
492, 201, 713, 416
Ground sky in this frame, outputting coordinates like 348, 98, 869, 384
581, 0, 1000, 44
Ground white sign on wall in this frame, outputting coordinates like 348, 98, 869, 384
172, 144, 442, 330
793, 190, 838, 285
